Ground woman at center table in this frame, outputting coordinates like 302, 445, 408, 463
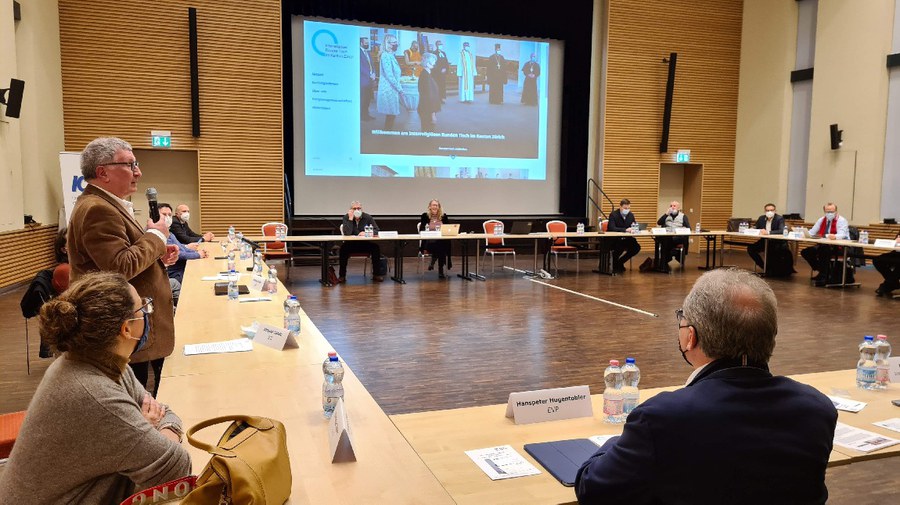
420, 199, 453, 279
0, 271, 191, 504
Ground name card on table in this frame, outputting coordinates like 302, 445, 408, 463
650, 227, 668, 235
674, 227, 692, 235
742, 228, 762, 236
505, 385, 592, 425
874, 239, 899, 248
890, 357, 900, 383
378, 231, 398, 238
329, 398, 356, 463
248, 274, 265, 292
254, 322, 298, 351
419, 230, 441, 238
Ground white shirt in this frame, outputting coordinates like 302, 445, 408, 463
90, 184, 167, 245
684, 362, 711, 387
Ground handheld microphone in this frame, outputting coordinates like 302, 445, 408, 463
146, 188, 160, 222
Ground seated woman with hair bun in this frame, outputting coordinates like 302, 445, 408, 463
0, 272, 191, 504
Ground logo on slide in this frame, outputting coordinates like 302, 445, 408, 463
311, 29, 348, 58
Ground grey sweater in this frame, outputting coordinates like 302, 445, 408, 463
0, 354, 191, 504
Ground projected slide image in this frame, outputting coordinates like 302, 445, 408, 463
361, 28, 543, 158
414, 166, 530, 180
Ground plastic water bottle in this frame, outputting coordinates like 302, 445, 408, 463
859, 230, 869, 244
631, 222, 639, 234
576, 222, 585, 235
695, 223, 701, 233
874, 334, 892, 389
227, 270, 239, 300
322, 353, 345, 418
228, 225, 235, 242
857, 335, 877, 390
621, 358, 641, 415
226, 251, 236, 272
783, 226, 790, 237
603, 360, 625, 423
497, 222, 504, 235
284, 295, 301, 337
266, 268, 278, 294
252, 251, 263, 275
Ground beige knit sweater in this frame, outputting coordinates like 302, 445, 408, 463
0, 353, 191, 504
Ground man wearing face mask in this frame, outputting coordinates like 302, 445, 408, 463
67, 137, 179, 397
486, 43, 507, 104
433, 40, 450, 103
800, 202, 850, 286
170, 204, 214, 244
576, 269, 837, 504
654, 200, 690, 272
457, 41, 476, 103
339, 201, 383, 283
159, 204, 208, 284
604, 198, 641, 273
747, 203, 792, 275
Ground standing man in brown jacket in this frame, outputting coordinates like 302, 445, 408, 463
67, 137, 179, 396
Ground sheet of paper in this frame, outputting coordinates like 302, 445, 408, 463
238, 297, 272, 303
201, 274, 242, 281
588, 435, 617, 447
184, 338, 254, 356
873, 418, 900, 434
464, 445, 541, 481
833, 422, 900, 453
827, 395, 866, 413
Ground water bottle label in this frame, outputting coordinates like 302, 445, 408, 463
857, 367, 876, 384
603, 398, 623, 416
876, 367, 890, 383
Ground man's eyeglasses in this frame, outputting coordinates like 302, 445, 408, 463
99, 161, 141, 173
675, 309, 688, 329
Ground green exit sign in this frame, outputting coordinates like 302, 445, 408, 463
675, 149, 691, 163
151, 130, 172, 148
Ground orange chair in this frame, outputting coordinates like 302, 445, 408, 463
482, 220, 516, 273
0, 411, 26, 459
546, 220, 579, 275
261, 222, 292, 280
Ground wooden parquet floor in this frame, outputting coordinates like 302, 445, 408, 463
2, 249, 898, 502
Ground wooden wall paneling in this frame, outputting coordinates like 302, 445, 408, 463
0, 225, 58, 289
601, 0, 742, 238
57, 0, 284, 236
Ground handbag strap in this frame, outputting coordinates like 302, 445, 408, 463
186, 415, 275, 455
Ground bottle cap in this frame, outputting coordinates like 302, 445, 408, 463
876, 334, 887, 340
625, 357, 635, 364
864, 335, 874, 341
328, 352, 337, 357
609, 359, 619, 366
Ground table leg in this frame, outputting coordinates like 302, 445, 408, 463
457, 238, 473, 281
761, 238, 769, 276
391, 240, 406, 284
468, 237, 486, 281
319, 241, 332, 286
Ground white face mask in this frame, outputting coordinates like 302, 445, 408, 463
825, 212, 836, 221
180, 212, 190, 222
765, 211, 775, 219
164, 215, 173, 227
621, 208, 630, 216
353, 209, 362, 219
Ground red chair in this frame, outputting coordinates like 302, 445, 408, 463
546, 220, 579, 275
482, 220, 516, 273
0, 411, 26, 459
261, 222, 292, 280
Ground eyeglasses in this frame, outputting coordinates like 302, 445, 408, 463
134, 297, 154, 316
99, 161, 141, 173
351, 206, 362, 210
675, 308, 690, 329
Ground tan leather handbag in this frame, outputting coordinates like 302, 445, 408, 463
181, 415, 291, 505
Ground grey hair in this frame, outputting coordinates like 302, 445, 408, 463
422, 52, 437, 68
682, 268, 778, 363
823, 202, 838, 211
81, 137, 132, 179
350, 200, 361, 208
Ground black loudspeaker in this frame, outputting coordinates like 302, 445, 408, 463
0, 79, 25, 118
189, 7, 201, 137
659, 52, 677, 153
829, 123, 842, 150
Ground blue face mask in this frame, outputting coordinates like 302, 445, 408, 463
621, 209, 630, 216
130, 312, 149, 355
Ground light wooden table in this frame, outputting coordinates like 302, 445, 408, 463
157, 248, 454, 504
390, 370, 896, 505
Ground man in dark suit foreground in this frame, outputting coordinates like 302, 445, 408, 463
576, 268, 837, 505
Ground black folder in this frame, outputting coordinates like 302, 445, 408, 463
213, 283, 250, 296
523, 438, 600, 487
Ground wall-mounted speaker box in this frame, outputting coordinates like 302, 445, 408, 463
1, 79, 25, 118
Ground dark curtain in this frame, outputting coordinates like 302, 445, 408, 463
282, 0, 593, 217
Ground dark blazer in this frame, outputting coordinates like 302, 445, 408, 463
433, 49, 450, 79
67, 185, 175, 363
420, 212, 449, 229
341, 212, 379, 236
360, 47, 375, 87
417, 69, 441, 116
575, 358, 837, 505
755, 213, 786, 234
169, 217, 202, 244
607, 209, 636, 233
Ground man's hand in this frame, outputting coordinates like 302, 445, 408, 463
163, 244, 179, 265
199, 249, 210, 259
203, 231, 215, 242
760, 230, 768, 236
147, 218, 170, 238
826, 234, 837, 240
358, 232, 366, 236
186, 243, 200, 251
141, 394, 164, 428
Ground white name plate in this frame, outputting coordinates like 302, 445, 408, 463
419, 230, 441, 238
889, 356, 900, 383
329, 398, 356, 463
674, 227, 692, 235
650, 227, 668, 235
254, 322, 299, 351
504, 385, 592, 425
378, 230, 398, 238
743, 228, 762, 236
874, 239, 898, 248
249, 274, 265, 292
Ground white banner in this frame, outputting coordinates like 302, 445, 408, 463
59, 151, 84, 224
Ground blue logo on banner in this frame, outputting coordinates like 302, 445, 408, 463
311, 29, 339, 57
71, 175, 86, 192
